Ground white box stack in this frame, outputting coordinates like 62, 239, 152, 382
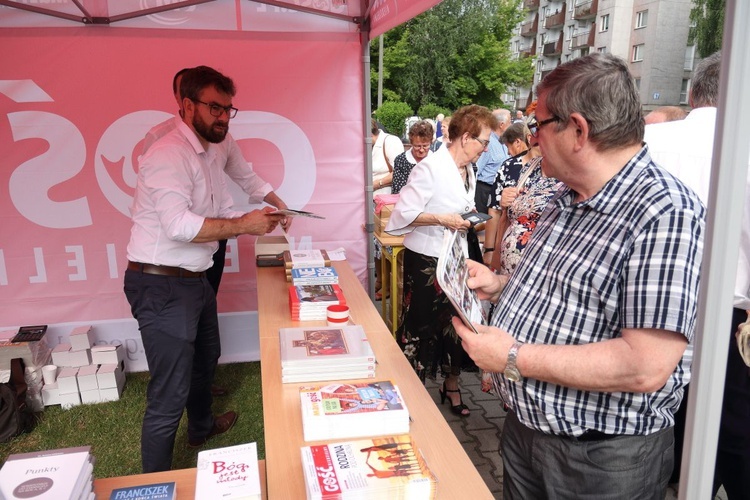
42, 326, 127, 409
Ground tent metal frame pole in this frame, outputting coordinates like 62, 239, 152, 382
361, 18, 376, 299
680, 1, 750, 498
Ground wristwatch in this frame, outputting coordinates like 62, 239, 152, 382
504, 341, 524, 382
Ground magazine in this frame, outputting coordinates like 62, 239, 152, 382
435, 228, 487, 334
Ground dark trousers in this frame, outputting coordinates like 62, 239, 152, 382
205, 239, 228, 295
474, 181, 494, 214
501, 410, 673, 499
713, 307, 750, 499
124, 269, 221, 473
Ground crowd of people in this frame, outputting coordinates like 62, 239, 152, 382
379, 50, 747, 499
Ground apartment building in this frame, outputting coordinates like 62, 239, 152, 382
505, 0, 696, 113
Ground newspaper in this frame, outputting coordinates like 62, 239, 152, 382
436, 228, 487, 334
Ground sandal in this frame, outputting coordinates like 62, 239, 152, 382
439, 381, 470, 417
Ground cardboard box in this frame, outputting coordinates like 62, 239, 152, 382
76, 364, 99, 392
90, 344, 125, 369
255, 235, 290, 257
51, 343, 72, 367
60, 391, 81, 409
67, 348, 91, 368
97, 363, 125, 390
80, 389, 101, 404
57, 367, 79, 395
42, 382, 61, 406
69, 325, 93, 351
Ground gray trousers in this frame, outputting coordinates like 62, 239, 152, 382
502, 410, 673, 499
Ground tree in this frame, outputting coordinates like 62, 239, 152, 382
689, 0, 725, 58
371, 0, 532, 113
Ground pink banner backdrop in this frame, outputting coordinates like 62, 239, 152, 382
0, 27, 367, 327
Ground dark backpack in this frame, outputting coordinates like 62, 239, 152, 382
0, 358, 36, 443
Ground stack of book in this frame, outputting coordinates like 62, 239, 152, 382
195, 442, 262, 500
289, 284, 346, 321
0, 445, 95, 500
290, 266, 339, 286
299, 380, 409, 441
279, 325, 376, 383
300, 435, 437, 500
284, 249, 331, 276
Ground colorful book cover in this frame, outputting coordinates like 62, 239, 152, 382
291, 267, 339, 285
301, 435, 437, 499
109, 481, 176, 500
279, 326, 374, 368
195, 442, 261, 500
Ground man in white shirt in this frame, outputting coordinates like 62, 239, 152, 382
645, 51, 750, 498
125, 66, 284, 473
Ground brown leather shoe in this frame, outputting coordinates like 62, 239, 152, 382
211, 384, 228, 397
187, 411, 238, 448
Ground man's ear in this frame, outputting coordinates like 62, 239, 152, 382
569, 113, 589, 151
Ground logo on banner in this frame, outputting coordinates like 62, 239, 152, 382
139, 0, 196, 26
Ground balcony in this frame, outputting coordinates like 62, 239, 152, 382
544, 3, 566, 29
543, 32, 564, 57
570, 25, 595, 49
520, 14, 539, 37
573, 0, 598, 20
523, 0, 540, 10
520, 39, 537, 58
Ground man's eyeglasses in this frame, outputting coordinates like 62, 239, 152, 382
193, 99, 239, 119
528, 116, 560, 137
472, 136, 491, 148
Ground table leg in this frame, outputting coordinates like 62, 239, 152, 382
380, 250, 388, 322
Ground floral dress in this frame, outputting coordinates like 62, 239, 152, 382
499, 157, 563, 275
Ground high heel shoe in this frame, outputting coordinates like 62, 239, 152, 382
439, 381, 470, 417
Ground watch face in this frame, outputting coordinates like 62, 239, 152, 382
505, 367, 521, 382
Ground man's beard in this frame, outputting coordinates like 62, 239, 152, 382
193, 113, 228, 144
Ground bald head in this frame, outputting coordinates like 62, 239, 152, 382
644, 106, 688, 125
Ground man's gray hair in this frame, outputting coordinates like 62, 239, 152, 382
536, 53, 643, 151
691, 51, 721, 108
493, 109, 511, 124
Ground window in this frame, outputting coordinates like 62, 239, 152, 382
680, 79, 690, 104
514, 40, 521, 53
684, 45, 696, 70
635, 10, 648, 29
634, 78, 641, 91
600, 14, 609, 32
580, 47, 589, 57
567, 25, 575, 41
537, 60, 544, 72
597, 47, 607, 53
632, 44, 644, 62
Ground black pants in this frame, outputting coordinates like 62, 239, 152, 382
206, 239, 228, 295
124, 270, 221, 472
474, 181, 494, 214
713, 307, 750, 498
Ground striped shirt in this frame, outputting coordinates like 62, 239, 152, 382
491, 145, 705, 437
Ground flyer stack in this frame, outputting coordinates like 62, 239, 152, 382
289, 285, 347, 321
195, 442, 262, 500
0, 446, 95, 500
299, 380, 409, 441
279, 325, 375, 383
300, 435, 437, 500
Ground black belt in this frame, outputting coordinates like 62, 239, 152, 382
477, 180, 494, 186
572, 430, 619, 442
127, 261, 205, 278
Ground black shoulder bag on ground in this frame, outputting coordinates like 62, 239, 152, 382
0, 358, 36, 443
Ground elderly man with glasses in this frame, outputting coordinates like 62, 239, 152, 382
454, 53, 705, 498
126, 66, 285, 473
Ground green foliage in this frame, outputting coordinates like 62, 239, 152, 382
689, 0, 725, 58
374, 100, 414, 137
417, 103, 452, 120
371, 0, 531, 111
0, 363, 264, 478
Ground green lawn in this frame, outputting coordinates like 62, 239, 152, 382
0, 362, 264, 478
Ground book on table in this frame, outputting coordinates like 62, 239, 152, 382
195, 442, 261, 500
280, 325, 374, 368
300, 435, 437, 500
289, 284, 346, 321
283, 249, 331, 269
109, 481, 176, 500
289, 266, 340, 285
299, 380, 409, 442
435, 228, 487, 334
282, 369, 376, 384
0, 445, 94, 500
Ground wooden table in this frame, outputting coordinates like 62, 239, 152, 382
258, 261, 492, 499
374, 232, 405, 335
93, 460, 266, 499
